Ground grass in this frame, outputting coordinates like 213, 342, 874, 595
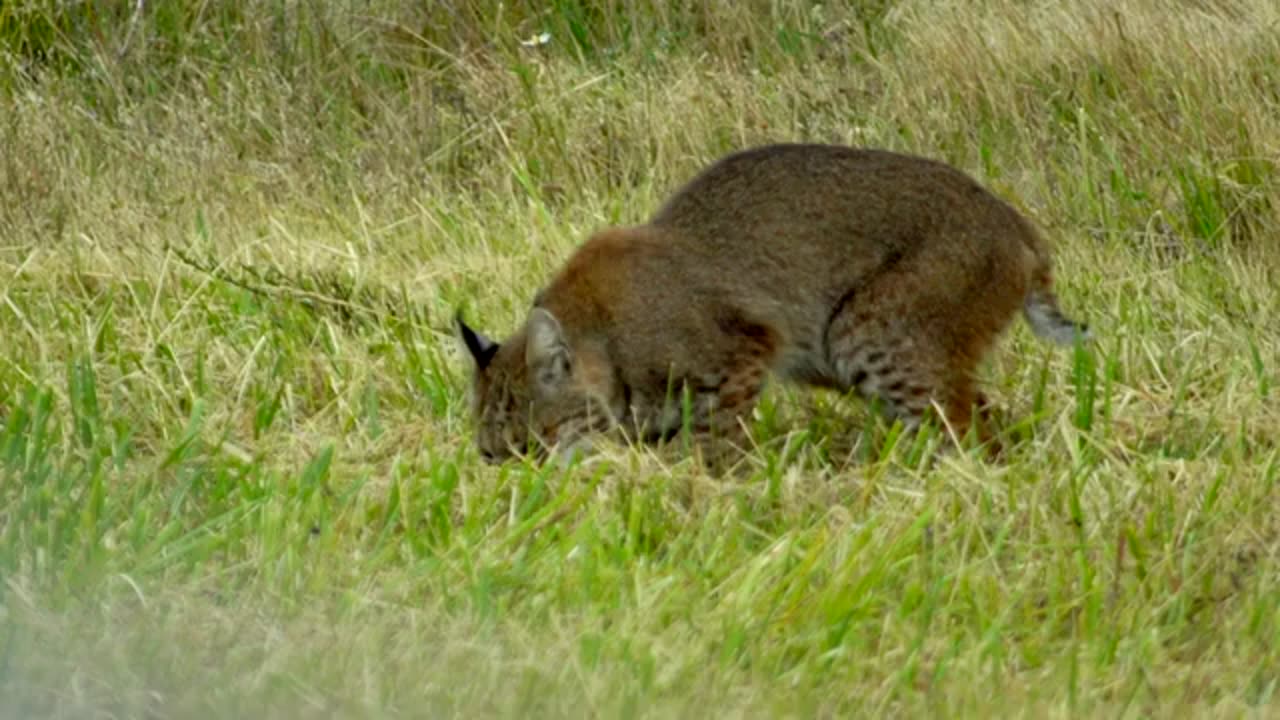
1, 0, 1279, 716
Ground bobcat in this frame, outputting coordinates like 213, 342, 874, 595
457, 143, 1089, 465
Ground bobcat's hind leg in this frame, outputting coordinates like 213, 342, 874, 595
824, 292, 994, 448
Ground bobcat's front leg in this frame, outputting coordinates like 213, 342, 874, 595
671, 370, 764, 471
691, 368, 757, 471
685, 311, 780, 470
626, 310, 780, 470
617, 369, 760, 467
629, 359, 770, 471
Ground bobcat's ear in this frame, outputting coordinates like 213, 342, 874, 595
525, 307, 572, 389
457, 312, 500, 371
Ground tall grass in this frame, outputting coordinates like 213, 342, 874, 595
1, 1, 1278, 717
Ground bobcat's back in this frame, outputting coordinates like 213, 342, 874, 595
640, 144, 1080, 369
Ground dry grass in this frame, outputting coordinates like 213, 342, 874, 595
1, 1, 1278, 717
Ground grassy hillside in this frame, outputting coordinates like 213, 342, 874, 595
2, 1, 1278, 716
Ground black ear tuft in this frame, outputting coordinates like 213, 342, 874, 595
457, 312, 500, 370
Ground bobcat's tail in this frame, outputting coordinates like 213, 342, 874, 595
1023, 284, 1090, 345
1017, 218, 1091, 346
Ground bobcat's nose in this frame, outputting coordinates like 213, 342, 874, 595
480, 448, 500, 464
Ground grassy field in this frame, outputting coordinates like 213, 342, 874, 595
2, 1, 1279, 716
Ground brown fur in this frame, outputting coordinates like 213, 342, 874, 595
458, 143, 1089, 465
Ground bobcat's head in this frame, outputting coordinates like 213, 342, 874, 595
457, 307, 620, 464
